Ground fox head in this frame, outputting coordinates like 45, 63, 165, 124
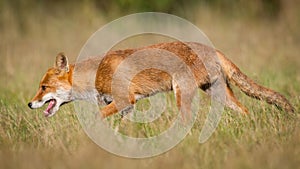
28, 53, 73, 117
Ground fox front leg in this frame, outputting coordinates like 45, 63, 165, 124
100, 101, 134, 119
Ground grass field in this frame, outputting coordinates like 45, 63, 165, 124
0, 2, 300, 169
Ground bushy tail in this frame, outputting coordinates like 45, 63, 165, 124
216, 51, 295, 113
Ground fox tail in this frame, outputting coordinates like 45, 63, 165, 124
217, 51, 295, 113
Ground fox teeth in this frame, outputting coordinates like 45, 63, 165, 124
44, 99, 56, 117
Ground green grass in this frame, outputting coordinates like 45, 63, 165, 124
0, 2, 300, 169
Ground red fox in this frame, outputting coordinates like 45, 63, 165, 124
28, 42, 294, 117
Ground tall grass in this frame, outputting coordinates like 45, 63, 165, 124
0, 1, 299, 169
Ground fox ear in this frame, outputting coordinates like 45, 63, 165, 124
55, 52, 69, 72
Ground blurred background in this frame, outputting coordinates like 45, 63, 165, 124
1, 0, 300, 92
0, 0, 299, 169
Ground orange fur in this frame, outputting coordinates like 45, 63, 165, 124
28, 42, 294, 118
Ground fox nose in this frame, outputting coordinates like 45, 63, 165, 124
28, 102, 33, 109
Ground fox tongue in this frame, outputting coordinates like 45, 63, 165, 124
44, 100, 55, 115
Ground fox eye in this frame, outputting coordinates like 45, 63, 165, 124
41, 85, 46, 91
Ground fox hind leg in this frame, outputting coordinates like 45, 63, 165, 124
203, 80, 249, 114
224, 84, 249, 114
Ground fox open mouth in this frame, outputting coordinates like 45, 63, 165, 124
44, 99, 56, 117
